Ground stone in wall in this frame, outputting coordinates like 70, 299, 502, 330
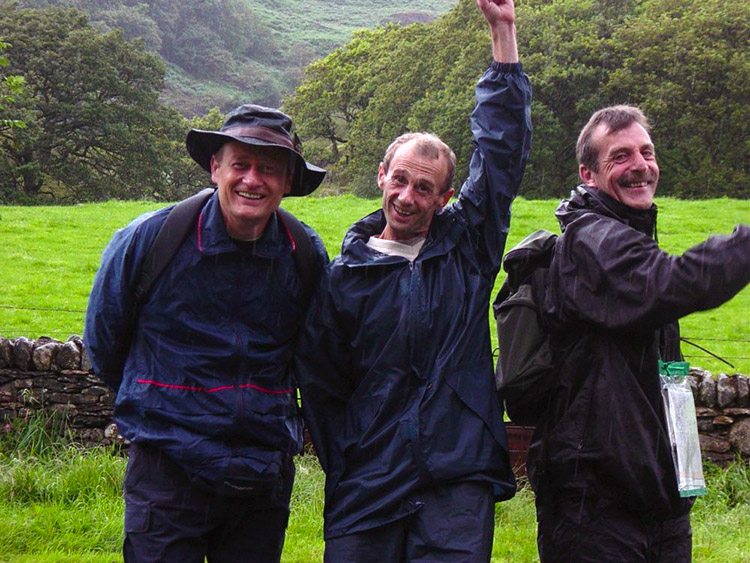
737, 375, 749, 407
698, 372, 717, 408
12, 337, 34, 371
717, 374, 737, 408
728, 418, 750, 457
32, 341, 60, 371
57, 340, 82, 371
0, 338, 11, 368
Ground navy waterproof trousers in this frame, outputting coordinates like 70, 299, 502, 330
122, 443, 294, 563
324, 481, 495, 563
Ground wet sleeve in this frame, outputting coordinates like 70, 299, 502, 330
293, 271, 355, 475
551, 221, 750, 331
452, 62, 532, 276
83, 223, 148, 391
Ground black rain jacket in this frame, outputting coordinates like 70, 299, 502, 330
528, 186, 750, 520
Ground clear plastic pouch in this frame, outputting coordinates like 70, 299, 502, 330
659, 361, 707, 497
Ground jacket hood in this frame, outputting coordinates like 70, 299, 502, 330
556, 185, 658, 239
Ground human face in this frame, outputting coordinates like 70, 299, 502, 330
377, 140, 454, 241
580, 122, 659, 210
211, 141, 292, 240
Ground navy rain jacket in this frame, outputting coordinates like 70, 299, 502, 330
85, 192, 328, 493
295, 62, 532, 539
529, 186, 750, 520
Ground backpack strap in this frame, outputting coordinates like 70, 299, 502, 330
133, 188, 321, 308
277, 207, 321, 306
133, 187, 215, 307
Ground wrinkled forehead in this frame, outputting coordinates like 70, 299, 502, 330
217, 140, 294, 166
592, 123, 654, 163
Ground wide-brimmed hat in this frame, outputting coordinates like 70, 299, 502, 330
186, 104, 326, 197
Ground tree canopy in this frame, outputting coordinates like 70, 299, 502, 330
0, 6, 206, 203
284, 0, 749, 199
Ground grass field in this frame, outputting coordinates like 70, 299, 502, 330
1, 412, 749, 563
1, 194, 748, 373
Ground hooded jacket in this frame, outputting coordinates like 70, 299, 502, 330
295, 62, 532, 539
528, 185, 750, 520
85, 192, 327, 494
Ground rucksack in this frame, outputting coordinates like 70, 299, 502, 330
133, 187, 321, 307
493, 229, 557, 426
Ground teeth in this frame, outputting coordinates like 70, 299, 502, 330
393, 204, 413, 216
237, 191, 262, 199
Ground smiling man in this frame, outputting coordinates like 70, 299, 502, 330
526, 105, 750, 562
294, 1, 532, 560
84, 105, 327, 562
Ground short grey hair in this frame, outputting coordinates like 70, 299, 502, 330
576, 105, 651, 172
381, 132, 457, 193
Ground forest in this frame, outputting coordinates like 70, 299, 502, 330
0, 0, 747, 203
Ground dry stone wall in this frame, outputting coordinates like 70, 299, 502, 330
1, 336, 749, 464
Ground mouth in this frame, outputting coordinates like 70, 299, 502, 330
236, 191, 263, 200
392, 203, 414, 217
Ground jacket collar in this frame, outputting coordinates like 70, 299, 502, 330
197, 191, 290, 257
340, 207, 460, 266
556, 185, 658, 239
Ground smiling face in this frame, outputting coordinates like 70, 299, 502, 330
580, 122, 659, 210
377, 139, 454, 242
211, 141, 292, 240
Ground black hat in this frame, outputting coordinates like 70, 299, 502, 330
186, 104, 326, 197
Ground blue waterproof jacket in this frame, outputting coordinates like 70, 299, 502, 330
85, 192, 327, 493
295, 62, 532, 538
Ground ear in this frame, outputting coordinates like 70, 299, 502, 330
377, 162, 386, 191
579, 163, 596, 188
283, 170, 293, 195
210, 154, 220, 185
439, 188, 454, 207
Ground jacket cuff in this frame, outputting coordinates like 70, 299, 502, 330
490, 61, 523, 73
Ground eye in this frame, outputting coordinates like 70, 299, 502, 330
612, 153, 629, 164
642, 149, 655, 159
392, 174, 407, 185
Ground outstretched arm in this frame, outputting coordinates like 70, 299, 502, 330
478, 0, 518, 63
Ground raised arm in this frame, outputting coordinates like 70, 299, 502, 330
477, 0, 518, 63
451, 0, 531, 275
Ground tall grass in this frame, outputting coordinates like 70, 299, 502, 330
1, 413, 748, 562
1, 195, 748, 373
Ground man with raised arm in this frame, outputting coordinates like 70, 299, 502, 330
295, 1, 532, 560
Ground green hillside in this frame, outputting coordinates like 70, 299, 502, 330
12, 0, 457, 115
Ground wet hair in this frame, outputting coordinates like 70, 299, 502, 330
576, 106, 651, 173
381, 132, 457, 193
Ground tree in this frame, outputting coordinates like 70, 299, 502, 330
0, 40, 25, 130
0, 6, 197, 203
604, 0, 749, 198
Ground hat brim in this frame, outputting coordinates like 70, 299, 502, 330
186, 129, 326, 197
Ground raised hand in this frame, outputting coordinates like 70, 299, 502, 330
477, 0, 518, 63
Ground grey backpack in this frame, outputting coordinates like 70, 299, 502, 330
493, 230, 557, 426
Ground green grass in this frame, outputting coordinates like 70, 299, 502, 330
1, 195, 748, 373
1, 415, 748, 563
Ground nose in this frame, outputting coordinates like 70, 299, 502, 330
241, 166, 263, 186
397, 184, 416, 205
631, 151, 649, 171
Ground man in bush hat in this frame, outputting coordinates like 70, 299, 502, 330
85, 105, 327, 562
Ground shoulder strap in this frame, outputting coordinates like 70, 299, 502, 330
133, 188, 215, 307
277, 207, 321, 305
